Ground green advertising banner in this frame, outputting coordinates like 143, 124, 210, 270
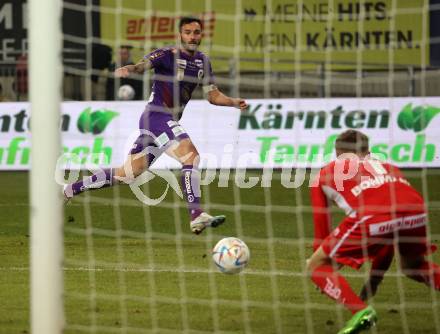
100, 0, 429, 71
0, 97, 439, 170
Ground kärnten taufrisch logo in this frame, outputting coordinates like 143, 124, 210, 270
77, 107, 119, 134
397, 103, 440, 133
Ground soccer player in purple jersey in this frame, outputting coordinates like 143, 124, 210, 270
64, 17, 248, 234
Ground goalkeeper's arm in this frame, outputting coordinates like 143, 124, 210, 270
310, 178, 332, 251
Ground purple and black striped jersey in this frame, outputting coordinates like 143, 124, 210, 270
144, 46, 215, 118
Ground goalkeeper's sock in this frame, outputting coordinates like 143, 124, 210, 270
311, 264, 367, 314
181, 165, 203, 220
66, 168, 115, 197
407, 261, 440, 290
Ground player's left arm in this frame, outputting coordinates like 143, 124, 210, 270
202, 57, 248, 110
206, 86, 248, 110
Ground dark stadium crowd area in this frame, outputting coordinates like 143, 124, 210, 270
1, 57, 440, 102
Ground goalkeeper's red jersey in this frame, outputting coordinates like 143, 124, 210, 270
310, 157, 425, 250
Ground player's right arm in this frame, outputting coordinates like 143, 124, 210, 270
115, 47, 170, 78
115, 59, 152, 78
310, 170, 332, 251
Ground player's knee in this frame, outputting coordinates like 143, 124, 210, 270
180, 151, 200, 166
113, 166, 133, 184
400, 255, 425, 277
114, 160, 147, 184
187, 153, 200, 166
113, 167, 125, 179
306, 257, 319, 273
131, 164, 146, 177
171, 140, 200, 166
401, 255, 424, 270
306, 246, 330, 273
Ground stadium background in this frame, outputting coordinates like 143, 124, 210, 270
1, 0, 440, 333
1, 0, 440, 101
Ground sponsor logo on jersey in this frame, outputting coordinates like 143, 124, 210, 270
351, 175, 410, 197
194, 59, 203, 68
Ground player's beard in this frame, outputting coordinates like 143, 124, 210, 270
182, 39, 200, 53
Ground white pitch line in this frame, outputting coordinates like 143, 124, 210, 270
0, 266, 408, 278
0, 266, 303, 277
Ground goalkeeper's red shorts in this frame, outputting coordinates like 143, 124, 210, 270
321, 212, 436, 269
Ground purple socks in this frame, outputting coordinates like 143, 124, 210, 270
67, 168, 115, 197
66, 166, 204, 222
181, 165, 203, 220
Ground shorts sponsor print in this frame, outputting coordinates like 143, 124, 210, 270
369, 213, 427, 236
321, 212, 431, 269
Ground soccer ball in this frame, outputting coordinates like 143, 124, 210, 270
212, 237, 250, 274
117, 84, 135, 100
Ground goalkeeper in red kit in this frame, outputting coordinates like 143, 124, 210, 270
307, 130, 439, 334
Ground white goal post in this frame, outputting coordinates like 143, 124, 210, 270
29, 0, 64, 333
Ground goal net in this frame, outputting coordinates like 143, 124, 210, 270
28, 0, 440, 333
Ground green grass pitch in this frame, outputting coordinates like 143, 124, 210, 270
0, 170, 439, 334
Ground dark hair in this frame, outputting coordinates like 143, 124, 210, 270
179, 16, 203, 31
335, 130, 369, 154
